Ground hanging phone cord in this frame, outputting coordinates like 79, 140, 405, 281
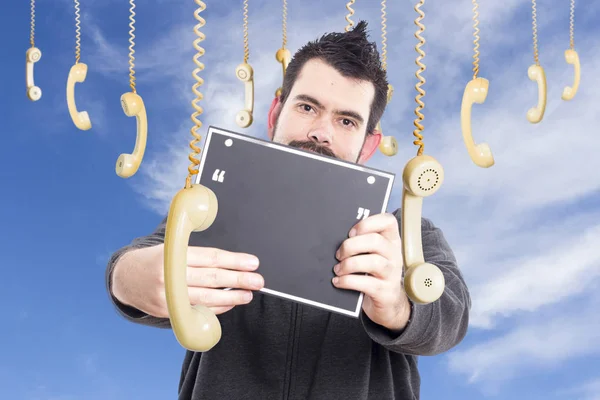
532, 0, 539, 66
30, 0, 35, 47
472, 0, 480, 79
75, 0, 82, 63
381, 0, 387, 71
186, 0, 206, 189
345, 0, 355, 32
128, 0, 137, 93
243, 0, 249, 63
413, 0, 426, 156
282, 0, 287, 49
569, 0, 575, 49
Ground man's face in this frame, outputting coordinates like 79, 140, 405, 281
267, 58, 382, 164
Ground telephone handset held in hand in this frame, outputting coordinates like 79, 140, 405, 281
163, 0, 222, 352
26, 47, 42, 101
116, 92, 147, 178
66, 63, 92, 130
164, 184, 221, 351
561, 49, 580, 101
460, 78, 493, 168
401, 155, 446, 304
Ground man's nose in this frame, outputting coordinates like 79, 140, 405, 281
308, 122, 334, 145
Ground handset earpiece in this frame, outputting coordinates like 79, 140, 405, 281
526, 64, 547, 124
460, 77, 493, 168
401, 155, 446, 304
26, 47, 42, 101
66, 63, 92, 130
164, 184, 221, 351
275, 48, 291, 98
561, 49, 580, 101
235, 63, 254, 128
116, 92, 147, 178
378, 84, 398, 157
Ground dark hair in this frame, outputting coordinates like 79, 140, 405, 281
279, 20, 388, 136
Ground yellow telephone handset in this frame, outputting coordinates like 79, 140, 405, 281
561, 49, 580, 101
164, 184, 221, 351
26, 47, 42, 101
401, 155, 446, 304
116, 92, 147, 178
235, 63, 254, 128
378, 84, 398, 156
163, 0, 222, 352
526, 64, 547, 124
460, 77, 493, 168
275, 48, 291, 98
66, 63, 92, 130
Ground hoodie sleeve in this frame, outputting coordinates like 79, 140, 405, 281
105, 216, 173, 329
360, 210, 471, 356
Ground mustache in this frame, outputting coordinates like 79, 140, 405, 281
287, 140, 337, 158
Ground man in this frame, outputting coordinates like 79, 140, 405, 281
106, 21, 471, 399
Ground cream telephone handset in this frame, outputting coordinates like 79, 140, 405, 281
66, 0, 91, 130
401, 156, 445, 303
26, 47, 42, 101
163, 0, 222, 352
527, 0, 547, 124
236, 0, 254, 128
460, 0, 493, 168
115, 0, 148, 178
116, 92, 147, 178
235, 63, 254, 128
274, 0, 291, 98
400, 0, 445, 305
376, 0, 398, 157
26, 1, 42, 102
461, 78, 494, 168
67, 63, 91, 130
561, 1, 580, 101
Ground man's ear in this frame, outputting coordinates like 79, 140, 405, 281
267, 96, 282, 140
357, 128, 383, 164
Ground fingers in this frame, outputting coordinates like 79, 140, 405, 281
187, 266, 264, 290
334, 253, 392, 280
189, 287, 255, 310
187, 246, 260, 271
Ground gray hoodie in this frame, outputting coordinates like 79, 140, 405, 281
105, 209, 471, 399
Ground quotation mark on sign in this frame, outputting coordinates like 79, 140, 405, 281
212, 169, 226, 182
356, 207, 370, 220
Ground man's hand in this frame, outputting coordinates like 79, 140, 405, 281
332, 213, 411, 332
111, 244, 265, 318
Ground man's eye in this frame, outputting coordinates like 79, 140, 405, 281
300, 104, 313, 112
343, 119, 355, 127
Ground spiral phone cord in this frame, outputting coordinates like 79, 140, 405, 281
381, 0, 387, 71
472, 0, 480, 80
30, 0, 35, 47
345, 0, 355, 32
569, 0, 575, 49
282, 0, 288, 48
532, 0, 539, 65
127, 0, 137, 93
413, 0, 426, 156
186, 0, 206, 189
75, 0, 82, 63
243, 0, 249, 63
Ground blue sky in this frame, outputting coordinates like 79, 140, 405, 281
1, 0, 599, 399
